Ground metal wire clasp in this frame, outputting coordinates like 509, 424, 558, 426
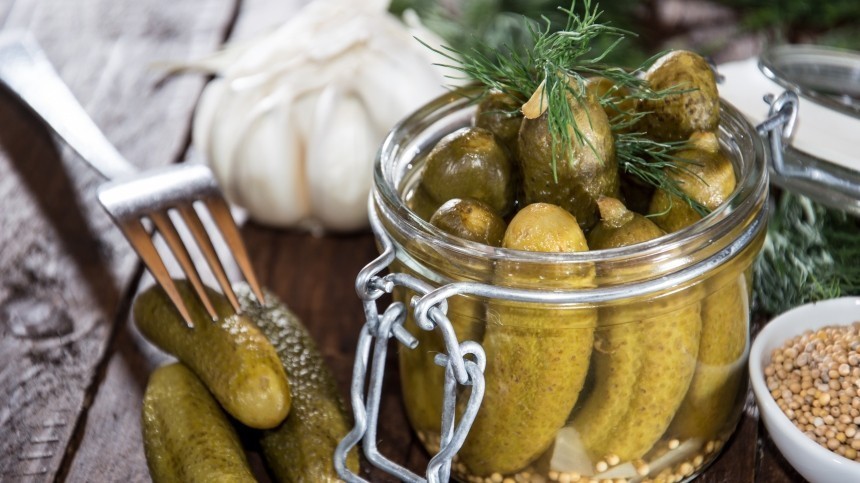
757, 90, 799, 178
334, 198, 486, 483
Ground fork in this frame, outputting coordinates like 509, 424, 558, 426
0, 32, 264, 328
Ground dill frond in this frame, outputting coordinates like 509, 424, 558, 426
615, 130, 709, 217
420, 0, 714, 211
754, 193, 860, 314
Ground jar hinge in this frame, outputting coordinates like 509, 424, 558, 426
757, 90, 860, 199
334, 198, 487, 483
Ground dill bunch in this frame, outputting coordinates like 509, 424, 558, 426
421, 0, 707, 212
754, 193, 860, 315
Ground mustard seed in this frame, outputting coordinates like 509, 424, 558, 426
765, 322, 860, 462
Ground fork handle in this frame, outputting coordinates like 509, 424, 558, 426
0, 32, 136, 180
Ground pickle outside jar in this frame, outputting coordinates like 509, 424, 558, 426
371, 87, 768, 483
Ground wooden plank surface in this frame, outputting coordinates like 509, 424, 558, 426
0, 0, 239, 479
60, 0, 306, 481
0, 0, 808, 481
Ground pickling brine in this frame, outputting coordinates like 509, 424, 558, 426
370, 87, 767, 483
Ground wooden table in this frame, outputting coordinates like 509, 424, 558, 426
0, 0, 805, 481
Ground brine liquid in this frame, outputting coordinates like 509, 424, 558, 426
396, 265, 753, 483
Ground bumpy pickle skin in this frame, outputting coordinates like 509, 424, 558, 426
419, 126, 516, 217
397, 279, 486, 444
517, 84, 619, 231
398, 201, 503, 442
142, 363, 255, 483
235, 285, 360, 482
671, 272, 749, 440
429, 198, 507, 247
475, 91, 524, 156
648, 138, 749, 441
589, 298, 701, 462
585, 76, 635, 131
568, 196, 703, 462
458, 203, 596, 476
639, 50, 720, 142
134, 282, 291, 430
649, 132, 736, 233
574, 198, 664, 459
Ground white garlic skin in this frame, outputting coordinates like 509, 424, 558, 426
192, 0, 449, 231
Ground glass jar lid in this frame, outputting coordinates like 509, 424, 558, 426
719, 44, 860, 214
760, 44, 860, 120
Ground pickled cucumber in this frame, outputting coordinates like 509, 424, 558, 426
475, 91, 524, 155
142, 363, 255, 483
587, 297, 701, 462
458, 203, 597, 476
650, 144, 748, 442
398, 200, 502, 442
134, 282, 291, 429
671, 274, 749, 439
235, 284, 360, 481
419, 126, 516, 217
518, 83, 619, 231
586, 76, 635, 129
649, 132, 736, 233
429, 198, 507, 247
574, 198, 664, 459
639, 50, 720, 142
397, 276, 487, 445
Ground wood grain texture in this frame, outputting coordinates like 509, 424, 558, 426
0, 0, 237, 480
61, 1, 308, 481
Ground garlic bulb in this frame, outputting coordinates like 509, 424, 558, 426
191, 0, 449, 232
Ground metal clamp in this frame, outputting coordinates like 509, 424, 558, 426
334, 198, 487, 483
757, 90, 799, 179
756, 90, 860, 201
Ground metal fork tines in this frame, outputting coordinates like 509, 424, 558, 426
98, 164, 264, 328
0, 32, 263, 328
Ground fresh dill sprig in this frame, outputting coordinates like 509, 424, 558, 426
754, 193, 860, 314
419, 0, 713, 213
614, 132, 709, 217
423, 0, 631, 172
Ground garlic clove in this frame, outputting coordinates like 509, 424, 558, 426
192, 77, 225, 169
352, 48, 445, 135
231, 91, 311, 227
305, 85, 377, 231
204, 76, 270, 203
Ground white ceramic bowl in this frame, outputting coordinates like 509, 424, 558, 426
749, 297, 860, 483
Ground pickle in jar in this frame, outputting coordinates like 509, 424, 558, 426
458, 203, 597, 476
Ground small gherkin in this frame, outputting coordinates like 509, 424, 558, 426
430, 197, 507, 247
142, 363, 256, 483
237, 285, 361, 482
398, 198, 504, 441
134, 282, 291, 430
577, 197, 702, 463
475, 91, 524, 156
458, 203, 596, 476
419, 126, 516, 218
639, 50, 720, 142
649, 131, 736, 233
517, 83, 619, 231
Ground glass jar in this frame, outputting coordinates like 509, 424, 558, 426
371, 88, 768, 483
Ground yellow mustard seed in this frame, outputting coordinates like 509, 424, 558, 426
764, 322, 860, 462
